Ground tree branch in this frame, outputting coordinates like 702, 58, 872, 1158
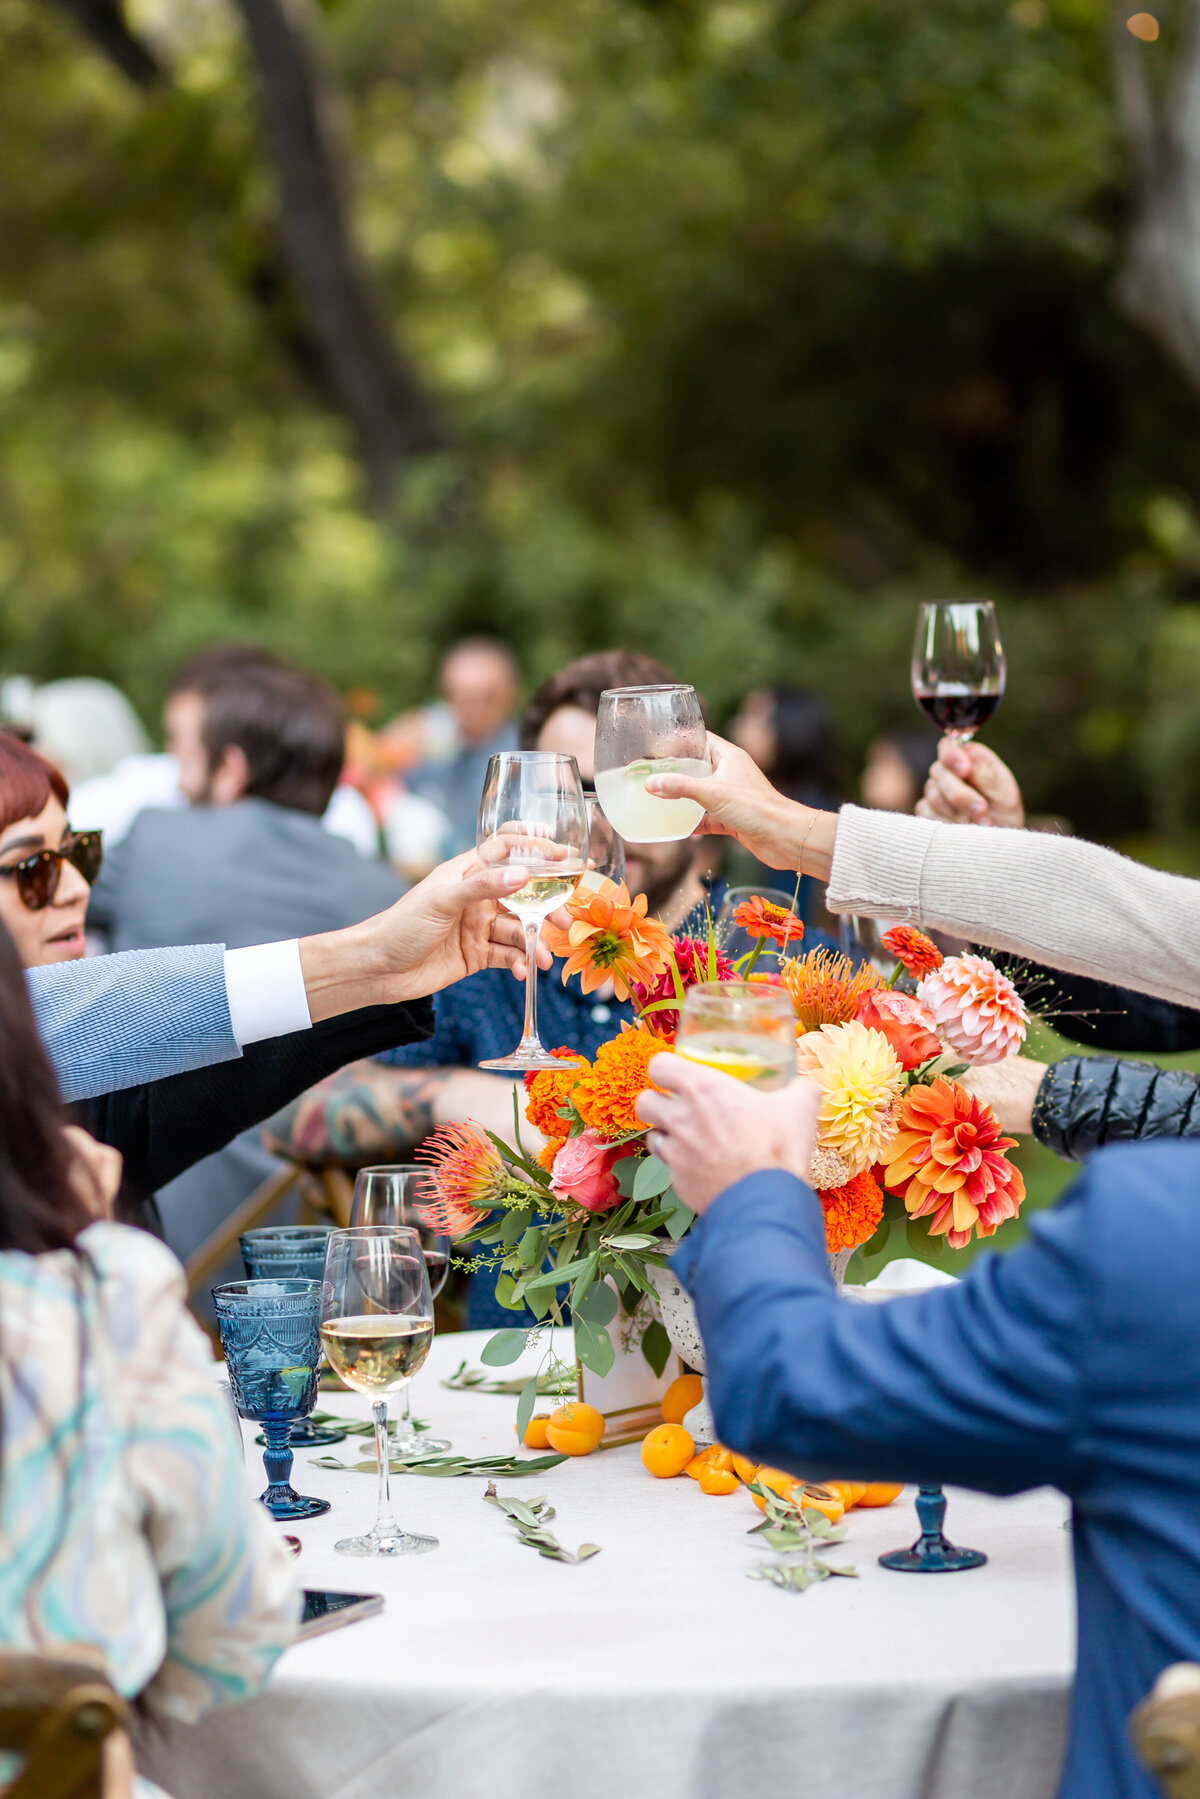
44, 0, 164, 88
231, 0, 451, 506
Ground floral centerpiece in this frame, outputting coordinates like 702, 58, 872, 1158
419, 878, 1028, 1439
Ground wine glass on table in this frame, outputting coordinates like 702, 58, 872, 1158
674, 981, 797, 1089
320, 1225, 438, 1557
593, 685, 712, 843
477, 750, 589, 1072
350, 1166, 452, 1455
911, 601, 1005, 743
213, 1278, 329, 1521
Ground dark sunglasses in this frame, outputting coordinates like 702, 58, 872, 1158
0, 830, 103, 912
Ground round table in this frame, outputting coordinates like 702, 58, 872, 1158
143, 1329, 1075, 1799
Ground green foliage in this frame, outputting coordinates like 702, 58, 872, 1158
3, 0, 1200, 839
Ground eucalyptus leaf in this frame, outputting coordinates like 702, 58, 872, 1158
515, 1374, 539, 1444
641, 1318, 672, 1377
613, 1155, 642, 1199
480, 1327, 531, 1367
573, 1314, 616, 1377
573, 1280, 619, 1326
663, 1190, 695, 1241
570, 1250, 601, 1315
517, 1226, 545, 1268
500, 1207, 532, 1248
633, 1154, 673, 1202
605, 1233, 658, 1252
524, 1255, 590, 1293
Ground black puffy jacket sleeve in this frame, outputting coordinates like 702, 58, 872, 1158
79, 997, 434, 1197
1033, 1055, 1200, 1162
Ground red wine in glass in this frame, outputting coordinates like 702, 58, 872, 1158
911, 601, 1005, 744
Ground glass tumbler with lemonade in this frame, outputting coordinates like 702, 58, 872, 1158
674, 980, 798, 1089
593, 685, 712, 843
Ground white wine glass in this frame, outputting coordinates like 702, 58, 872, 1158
674, 980, 797, 1089
350, 1166, 452, 1456
584, 792, 626, 885
320, 1225, 437, 1557
476, 750, 589, 1072
911, 601, 1005, 743
593, 685, 712, 843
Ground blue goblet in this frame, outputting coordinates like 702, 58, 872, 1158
240, 1228, 345, 1448
213, 1278, 330, 1522
878, 1484, 986, 1573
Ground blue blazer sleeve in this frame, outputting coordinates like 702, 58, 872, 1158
682, 1168, 1091, 1495
27, 944, 240, 1103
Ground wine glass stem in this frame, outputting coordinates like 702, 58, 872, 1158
518, 917, 542, 1049
372, 1399, 399, 1538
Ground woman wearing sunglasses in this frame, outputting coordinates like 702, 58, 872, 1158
0, 734, 101, 964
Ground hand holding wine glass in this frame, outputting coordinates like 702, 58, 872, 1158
911, 601, 1005, 743
476, 751, 589, 1071
674, 980, 798, 1089
594, 685, 713, 843
320, 1226, 438, 1557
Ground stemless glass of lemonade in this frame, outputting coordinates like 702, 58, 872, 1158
593, 685, 712, 843
320, 1225, 437, 1558
476, 750, 590, 1072
675, 981, 798, 1089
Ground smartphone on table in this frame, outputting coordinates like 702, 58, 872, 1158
298, 1590, 384, 1640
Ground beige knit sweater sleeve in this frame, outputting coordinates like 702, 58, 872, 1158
826, 804, 1200, 1010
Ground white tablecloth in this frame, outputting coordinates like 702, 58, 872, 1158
142, 1330, 1075, 1799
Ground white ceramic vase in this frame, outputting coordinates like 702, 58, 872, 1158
646, 1247, 855, 1379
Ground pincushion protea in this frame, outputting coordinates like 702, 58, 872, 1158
918, 953, 1028, 1065
416, 1122, 508, 1236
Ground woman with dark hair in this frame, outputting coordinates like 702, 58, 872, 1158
0, 730, 95, 965
0, 919, 297, 1795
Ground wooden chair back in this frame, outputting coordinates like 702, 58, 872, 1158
0, 1653, 127, 1799
1134, 1664, 1200, 1798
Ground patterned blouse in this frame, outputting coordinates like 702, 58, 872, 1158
0, 1221, 299, 1796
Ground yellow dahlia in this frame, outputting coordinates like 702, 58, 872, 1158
796, 1021, 904, 1177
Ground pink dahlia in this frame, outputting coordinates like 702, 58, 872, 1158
917, 953, 1027, 1066
631, 936, 735, 1039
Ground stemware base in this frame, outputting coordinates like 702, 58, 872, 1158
335, 1527, 438, 1557
393, 1430, 451, 1457
879, 1483, 986, 1573
479, 1042, 567, 1072
263, 1490, 331, 1522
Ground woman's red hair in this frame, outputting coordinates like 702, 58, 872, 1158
0, 733, 69, 835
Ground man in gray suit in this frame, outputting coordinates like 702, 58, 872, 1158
87, 660, 406, 1263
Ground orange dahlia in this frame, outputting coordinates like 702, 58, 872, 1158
416, 1122, 509, 1236
780, 946, 886, 1033
572, 1025, 666, 1138
879, 1079, 1025, 1249
817, 1169, 885, 1254
881, 925, 943, 980
524, 1048, 590, 1141
733, 896, 805, 948
543, 875, 674, 1002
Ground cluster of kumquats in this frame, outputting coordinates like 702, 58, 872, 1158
639, 1375, 902, 1518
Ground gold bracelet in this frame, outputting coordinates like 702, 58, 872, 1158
794, 809, 821, 876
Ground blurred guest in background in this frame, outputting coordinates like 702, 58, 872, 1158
726, 685, 841, 919
859, 728, 942, 814
408, 637, 520, 855
88, 659, 406, 1271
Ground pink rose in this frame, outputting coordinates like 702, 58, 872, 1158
854, 989, 942, 1073
549, 1129, 625, 1213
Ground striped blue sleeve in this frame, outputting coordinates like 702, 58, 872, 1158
27, 944, 240, 1102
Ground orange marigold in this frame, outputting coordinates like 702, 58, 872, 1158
537, 1140, 562, 1174
817, 1169, 885, 1254
881, 925, 943, 980
524, 1048, 590, 1141
543, 875, 673, 1002
572, 1025, 666, 1138
780, 946, 886, 1033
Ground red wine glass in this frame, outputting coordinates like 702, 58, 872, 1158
911, 601, 1005, 743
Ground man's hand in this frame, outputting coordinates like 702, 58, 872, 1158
63, 1124, 123, 1219
644, 732, 836, 878
299, 847, 554, 1020
957, 1057, 1045, 1134
917, 738, 1026, 829
637, 1054, 821, 1214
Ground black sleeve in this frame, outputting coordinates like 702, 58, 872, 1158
994, 955, 1200, 1054
80, 997, 434, 1195
1032, 1055, 1200, 1162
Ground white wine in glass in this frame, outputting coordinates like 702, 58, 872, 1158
594, 685, 712, 843
476, 751, 589, 1072
320, 1225, 437, 1557
350, 1165, 452, 1456
674, 981, 798, 1089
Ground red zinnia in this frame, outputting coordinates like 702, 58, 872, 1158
881, 925, 943, 980
733, 896, 805, 948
